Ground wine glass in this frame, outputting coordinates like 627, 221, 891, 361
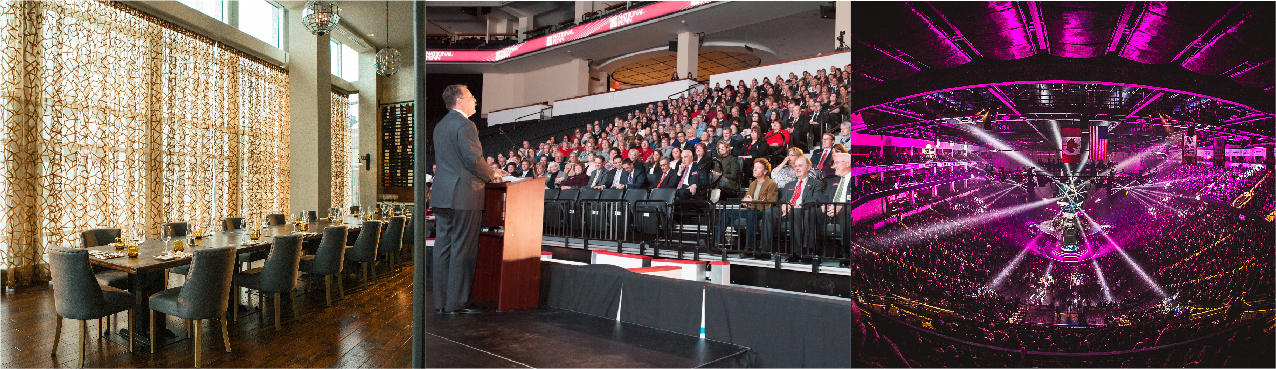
161, 226, 172, 251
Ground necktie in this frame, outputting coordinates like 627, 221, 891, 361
834, 175, 847, 202
819, 150, 829, 170
790, 179, 803, 206
659, 171, 669, 187
679, 166, 690, 189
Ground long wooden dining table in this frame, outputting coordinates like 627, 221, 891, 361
83, 217, 386, 351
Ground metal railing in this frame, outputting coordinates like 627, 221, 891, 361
542, 193, 852, 272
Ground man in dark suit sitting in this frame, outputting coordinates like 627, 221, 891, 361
811, 132, 837, 179
614, 158, 647, 190
431, 84, 507, 315
673, 149, 708, 200
651, 158, 679, 189
587, 157, 616, 189
761, 156, 824, 262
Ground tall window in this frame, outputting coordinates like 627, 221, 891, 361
349, 96, 360, 206
331, 91, 351, 210
177, 0, 283, 49
238, 0, 282, 48
331, 40, 358, 82
0, 0, 290, 286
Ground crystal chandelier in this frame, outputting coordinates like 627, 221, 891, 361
302, 1, 341, 36
375, 1, 400, 76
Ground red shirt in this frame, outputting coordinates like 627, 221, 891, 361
641, 148, 655, 161
765, 130, 790, 146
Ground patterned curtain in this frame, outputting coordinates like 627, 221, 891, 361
331, 90, 350, 210
0, 1, 290, 287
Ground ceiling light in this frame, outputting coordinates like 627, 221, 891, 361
302, 1, 341, 36
375, 1, 400, 77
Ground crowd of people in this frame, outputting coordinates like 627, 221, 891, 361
852, 150, 982, 167
851, 167, 1274, 361
1154, 163, 1270, 206
484, 66, 850, 201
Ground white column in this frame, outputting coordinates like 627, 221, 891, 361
676, 32, 700, 80
835, 1, 850, 50
288, 23, 333, 214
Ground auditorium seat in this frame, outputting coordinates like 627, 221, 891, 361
635, 189, 676, 243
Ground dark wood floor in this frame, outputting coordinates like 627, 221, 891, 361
2, 263, 414, 368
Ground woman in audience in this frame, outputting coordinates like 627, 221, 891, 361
835, 122, 852, 147
714, 140, 741, 194
771, 147, 817, 188
557, 162, 589, 188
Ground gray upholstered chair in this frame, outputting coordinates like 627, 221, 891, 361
348, 205, 360, 214
221, 217, 246, 231
47, 245, 134, 367
265, 214, 287, 226
223, 217, 265, 269
79, 228, 130, 291
299, 226, 348, 307
163, 222, 194, 276
305, 211, 318, 222
148, 246, 236, 367
232, 235, 303, 330
161, 222, 189, 238
401, 217, 414, 263
345, 221, 383, 287
376, 217, 407, 275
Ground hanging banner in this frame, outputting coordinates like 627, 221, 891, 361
1090, 124, 1108, 161
1182, 125, 1197, 164
1061, 128, 1082, 163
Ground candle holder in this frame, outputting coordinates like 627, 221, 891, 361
249, 229, 260, 240
127, 243, 139, 257
114, 237, 126, 251
173, 239, 185, 252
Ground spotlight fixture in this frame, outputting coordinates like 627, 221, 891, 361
301, 1, 341, 36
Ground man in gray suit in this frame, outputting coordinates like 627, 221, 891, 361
431, 84, 506, 315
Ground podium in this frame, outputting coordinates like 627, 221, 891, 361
472, 177, 545, 311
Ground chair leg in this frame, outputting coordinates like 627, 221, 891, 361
51, 316, 62, 356
149, 310, 155, 354
221, 317, 231, 353
273, 293, 281, 331
289, 289, 300, 321
233, 286, 240, 322
194, 320, 202, 368
186, 319, 192, 339
79, 320, 86, 368
337, 274, 345, 299
324, 275, 332, 307
361, 262, 370, 287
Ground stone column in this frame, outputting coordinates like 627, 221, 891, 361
288, 21, 333, 214
835, 1, 850, 50
676, 31, 700, 80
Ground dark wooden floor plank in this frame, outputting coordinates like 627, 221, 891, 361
1, 263, 417, 368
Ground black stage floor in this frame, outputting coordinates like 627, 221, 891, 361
425, 287, 753, 368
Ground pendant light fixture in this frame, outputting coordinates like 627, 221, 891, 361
301, 1, 341, 36
375, 1, 401, 77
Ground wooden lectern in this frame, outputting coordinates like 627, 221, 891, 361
472, 177, 544, 311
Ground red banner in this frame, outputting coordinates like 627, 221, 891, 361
1061, 128, 1082, 163
426, 1, 715, 63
